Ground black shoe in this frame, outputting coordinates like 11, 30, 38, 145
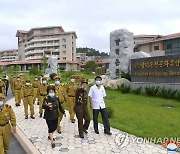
95, 130, 99, 134
79, 135, 84, 138
40, 113, 42, 117
84, 130, 88, 134
104, 132, 112, 135
30, 116, 35, 119
15, 104, 18, 107
51, 143, 55, 148
25, 116, 28, 119
37, 102, 39, 105
48, 136, 55, 141
18, 104, 20, 106
57, 130, 61, 134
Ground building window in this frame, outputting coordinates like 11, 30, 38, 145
167, 44, 172, 49
63, 51, 66, 54
63, 45, 66, 48
63, 57, 66, 60
154, 45, 159, 51
62, 38, 66, 42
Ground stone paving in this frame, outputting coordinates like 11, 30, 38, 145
7, 98, 170, 154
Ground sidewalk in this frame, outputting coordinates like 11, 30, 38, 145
7, 98, 168, 154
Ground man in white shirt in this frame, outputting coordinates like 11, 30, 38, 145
88, 76, 112, 135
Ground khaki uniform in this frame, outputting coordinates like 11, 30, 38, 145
13, 80, 22, 106
22, 85, 34, 117
66, 83, 78, 120
55, 84, 66, 132
0, 104, 16, 154
10, 77, 16, 96
32, 80, 40, 103
74, 88, 90, 137
38, 83, 48, 114
0, 80, 6, 95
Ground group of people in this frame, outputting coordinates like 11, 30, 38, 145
0, 73, 112, 152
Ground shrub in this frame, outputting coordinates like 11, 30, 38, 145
159, 87, 177, 99
50, 73, 57, 80
118, 83, 131, 93
145, 86, 159, 96
121, 71, 131, 81
29, 66, 39, 75
132, 86, 142, 95
106, 107, 114, 118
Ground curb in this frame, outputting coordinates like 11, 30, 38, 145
14, 126, 41, 154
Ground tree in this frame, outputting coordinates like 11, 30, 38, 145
76, 47, 108, 56
85, 61, 98, 74
41, 55, 48, 73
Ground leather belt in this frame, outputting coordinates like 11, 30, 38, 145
24, 95, 32, 97
41, 94, 46, 96
0, 122, 9, 127
69, 95, 75, 97
15, 88, 21, 90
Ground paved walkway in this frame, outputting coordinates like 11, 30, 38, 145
7, 98, 169, 154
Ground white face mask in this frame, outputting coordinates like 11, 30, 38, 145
55, 81, 60, 85
35, 78, 38, 81
0, 101, 4, 106
0, 79, 2, 82
71, 79, 75, 83
42, 80, 47, 84
17, 78, 20, 81
26, 82, 30, 86
95, 81, 101, 85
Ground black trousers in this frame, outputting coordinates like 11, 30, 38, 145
93, 108, 110, 133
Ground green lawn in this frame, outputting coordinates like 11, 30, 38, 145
89, 89, 180, 139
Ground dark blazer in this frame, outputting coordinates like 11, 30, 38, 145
42, 96, 65, 120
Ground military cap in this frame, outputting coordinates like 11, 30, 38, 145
81, 79, 88, 84
26, 79, 31, 82
70, 75, 75, 79
0, 93, 5, 99
53, 75, 61, 80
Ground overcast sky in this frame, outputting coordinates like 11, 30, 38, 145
0, 0, 180, 53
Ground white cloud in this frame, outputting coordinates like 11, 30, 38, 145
0, 0, 180, 53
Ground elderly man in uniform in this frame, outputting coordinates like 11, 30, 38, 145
74, 80, 90, 138
0, 93, 16, 154
13, 75, 23, 106
53, 75, 66, 133
66, 75, 78, 123
38, 77, 49, 117
22, 79, 35, 119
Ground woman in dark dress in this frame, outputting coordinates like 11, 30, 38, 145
42, 85, 66, 148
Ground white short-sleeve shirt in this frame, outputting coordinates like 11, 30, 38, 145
88, 85, 106, 109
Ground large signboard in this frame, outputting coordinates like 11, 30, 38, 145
131, 54, 180, 83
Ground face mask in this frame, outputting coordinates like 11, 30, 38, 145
35, 78, 38, 81
0, 101, 3, 106
48, 93, 55, 98
55, 81, 60, 85
71, 79, 75, 83
17, 78, 20, 81
42, 80, 47, 84
95, 81, 101, 85
0, 79, 1, 82
26, 82, 30, 86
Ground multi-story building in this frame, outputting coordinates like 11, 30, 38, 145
135, 33, 180, 57
76, 52, 86, 62
0, 49, 18, 62
134, 35, 159, 45
16, 26, 77, 61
